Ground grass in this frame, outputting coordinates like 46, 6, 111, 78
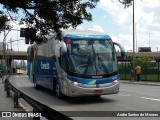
120, 73, 160, 82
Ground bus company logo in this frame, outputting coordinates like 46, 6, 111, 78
2, 112, 11, 117
92, 76, 103, 78
96, 84, 100, 88
1, 112, 42, 118
41, 62, 50, 69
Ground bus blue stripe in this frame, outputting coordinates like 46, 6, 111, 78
67, 74, 119, 84
65, 34, 110, 39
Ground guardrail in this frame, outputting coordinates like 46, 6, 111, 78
4, 77, 72, 120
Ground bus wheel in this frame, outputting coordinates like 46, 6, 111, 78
94, 95, 101, 98
55, 82, 63, 98
33, 75, 39, 89
34, 82, 39, 89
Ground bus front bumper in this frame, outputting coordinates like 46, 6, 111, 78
62, 80, 119, 97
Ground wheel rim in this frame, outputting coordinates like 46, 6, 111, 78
56, 84, 60, 96
33, 75, 36, 87
34, 82, 37, 87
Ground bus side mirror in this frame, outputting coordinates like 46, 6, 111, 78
54, 41, 67, 58
113, 42, 126, 59
61, 41, 68, 58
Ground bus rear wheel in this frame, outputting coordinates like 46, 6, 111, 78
33, 75, 39, 89
94, 95, 101, 98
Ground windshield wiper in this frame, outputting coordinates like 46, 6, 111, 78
83, 53, 91, 75
92, 45, 108, 74
92, 45, 98, 74
96, 51, 109, 74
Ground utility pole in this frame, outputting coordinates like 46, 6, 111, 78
132, 0, 135, 68
119, 0, 135, 68
2, 26, 11, 76
3, 29, 6, 69
10, 38, 13, 51
149, 33, 150, 47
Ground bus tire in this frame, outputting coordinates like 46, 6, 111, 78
33, 75, 39, 89
55, 81, 63, 98
94, 95, 101, 98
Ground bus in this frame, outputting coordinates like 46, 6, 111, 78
27, 29, 125, 97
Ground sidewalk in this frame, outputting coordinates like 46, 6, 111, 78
0, 78, 31, 120
120, 79, 160, 86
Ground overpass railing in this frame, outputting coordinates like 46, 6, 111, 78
4, 77, 72, 120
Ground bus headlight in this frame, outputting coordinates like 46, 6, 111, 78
63, 77, 83, 87
73, 82, 78, 86
113, 80, 119, 84
71, 81, 83, 86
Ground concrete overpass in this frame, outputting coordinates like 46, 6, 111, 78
0, 50, 27, 60
117, 52, 160, 61
0, 50, 160, 61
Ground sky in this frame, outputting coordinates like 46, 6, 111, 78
0, 0, 160, 52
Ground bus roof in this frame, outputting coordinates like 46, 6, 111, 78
62, 29, 111, 39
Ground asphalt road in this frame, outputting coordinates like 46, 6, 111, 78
10, 75, 160, 120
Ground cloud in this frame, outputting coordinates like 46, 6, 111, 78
77, 25, 105, 33
76, 26, 85, 30
99, 0, 133, 27
111, 34, 133, 51
98, 0, 160, 51
1, 0, 160, 52
88, 25, 105, 33
99, 0, 160, 27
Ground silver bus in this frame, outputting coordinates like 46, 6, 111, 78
27, 29, 125, 97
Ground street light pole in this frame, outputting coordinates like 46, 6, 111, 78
133, 0, 135, 68
119, 0, 135, 67
149, 33, 150, 47
2, 26, 11, 77
2, 30, 6, 71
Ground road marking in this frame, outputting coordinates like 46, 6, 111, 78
19, 102, 31, 112
141, 97, 160, 102
118, 94, 130, 96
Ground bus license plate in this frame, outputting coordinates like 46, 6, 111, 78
94, 90, 102, 94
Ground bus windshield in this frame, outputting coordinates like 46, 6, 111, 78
67, 39, 118, 76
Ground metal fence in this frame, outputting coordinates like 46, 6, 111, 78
0, 64, 8, 75
118, 61, 160, 82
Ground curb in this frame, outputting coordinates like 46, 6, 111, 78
120, 81, 160, 86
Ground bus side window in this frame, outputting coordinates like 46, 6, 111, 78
31, 47, 35, 60
27, 46, 34, 60
60, 51, 67, 72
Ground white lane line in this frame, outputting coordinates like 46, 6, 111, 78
141, 97, 160, 102
19, 102, 31, 112
118, 94, 130, 96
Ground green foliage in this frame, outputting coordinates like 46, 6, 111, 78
119, 0, 133, 8
0, 12, 10, 32
134, 57, 152, 67
0, 0, 99, 43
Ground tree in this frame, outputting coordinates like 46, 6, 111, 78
134, 57, 152, 68
119, 0, 133, 8
0, 0, 99, 43
0, 13, 10, 32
